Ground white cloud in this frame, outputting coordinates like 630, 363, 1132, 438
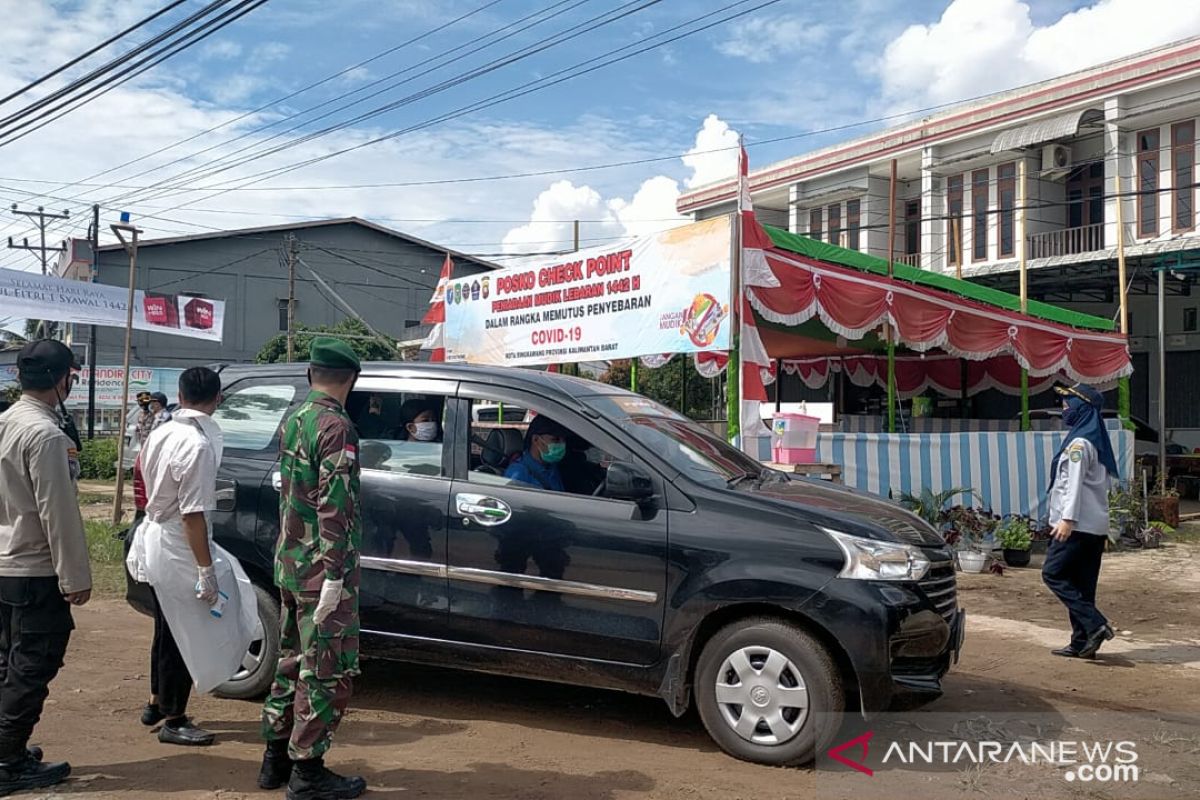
201, 40, 243, 60
252, 42, 291, 62
500, 115, 738, 255
879, 0, 1200, 110
681, 114, 740, 190
717, 14, 829, 64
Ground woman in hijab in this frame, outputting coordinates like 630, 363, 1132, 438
1042, 383, 1119, 660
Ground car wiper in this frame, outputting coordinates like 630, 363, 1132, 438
727, 471, 761, 488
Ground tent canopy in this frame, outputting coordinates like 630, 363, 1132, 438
752, 226, 1130, 386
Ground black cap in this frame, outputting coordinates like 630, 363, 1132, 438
527, 413, 569, 440
150, 392, 169, 406
16, 339, 79, 380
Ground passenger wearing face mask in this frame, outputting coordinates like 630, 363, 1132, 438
399, 399, 440, 443
504, 414, 568, 491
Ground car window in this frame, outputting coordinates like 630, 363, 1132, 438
347, 390, 448, 477
212, 382, 297, 452
466, 398, 614, 497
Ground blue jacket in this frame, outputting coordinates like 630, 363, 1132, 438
504, 451, 564, 491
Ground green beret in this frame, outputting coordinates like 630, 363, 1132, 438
309, 337, 361, 371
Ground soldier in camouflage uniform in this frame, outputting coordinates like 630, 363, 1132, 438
258, 338, 367, 800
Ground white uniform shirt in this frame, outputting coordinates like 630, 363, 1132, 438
140, 408, 219, 523
1048, 437, 1111, 536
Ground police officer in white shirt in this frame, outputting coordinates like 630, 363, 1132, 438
1043, 383, 1118, 660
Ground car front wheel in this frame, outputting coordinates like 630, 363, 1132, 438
694, 618, 844, 766
213, 583, 281, 700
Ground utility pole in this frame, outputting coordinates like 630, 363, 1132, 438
87, 204, 99, 440
285, 234, 297, 363
110, 215, 141, 526
7, 205, 69, 275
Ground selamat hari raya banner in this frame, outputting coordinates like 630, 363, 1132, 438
0, 267, 225, 342
443, 216, 733, 366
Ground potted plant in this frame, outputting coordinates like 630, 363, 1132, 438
955, 531, 989, 573
1147, 476, 1180, 528
995, 516, 1033, 567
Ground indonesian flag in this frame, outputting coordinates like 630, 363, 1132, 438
421, 253, 453, 362
736, 143, 777, 448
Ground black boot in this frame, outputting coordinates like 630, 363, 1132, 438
258, 739, 293, 790
287, 758, 366, 800
0, 752, 71, 795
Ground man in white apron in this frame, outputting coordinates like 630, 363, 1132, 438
126, 367, 261, 745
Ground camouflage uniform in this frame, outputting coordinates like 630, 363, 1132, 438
261, 390, 361, 761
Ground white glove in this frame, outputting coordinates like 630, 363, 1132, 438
313, 578, 344, 626
195, 565, 218, 605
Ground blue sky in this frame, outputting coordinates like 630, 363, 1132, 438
0, 0, 1198, 270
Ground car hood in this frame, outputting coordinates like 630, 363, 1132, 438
744, 476, 947, 548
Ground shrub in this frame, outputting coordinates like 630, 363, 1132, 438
995, 517, 1033, 550
78, 437, 119, 480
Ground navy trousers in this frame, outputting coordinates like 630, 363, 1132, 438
1042, 531, 1108, 649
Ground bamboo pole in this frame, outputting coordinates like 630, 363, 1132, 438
886, 159, 897, 434
1018, 159, 1030, 431
1115, 167, 1132, 429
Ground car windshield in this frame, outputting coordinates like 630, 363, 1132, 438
584, 393, 764, 488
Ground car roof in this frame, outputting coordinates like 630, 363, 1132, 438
211, 361, 636, 406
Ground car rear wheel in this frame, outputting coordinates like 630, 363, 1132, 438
694, 618, 844, 766
213, 583, 280, 700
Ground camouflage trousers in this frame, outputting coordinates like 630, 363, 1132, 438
261, 587, 361, 761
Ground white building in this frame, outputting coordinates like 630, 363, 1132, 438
679, 36, 1200, 447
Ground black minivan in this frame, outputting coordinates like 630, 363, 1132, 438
129, 362, 964, 766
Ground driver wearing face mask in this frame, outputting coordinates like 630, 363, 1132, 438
504, 414, 568, 492
399, 399, 441, 443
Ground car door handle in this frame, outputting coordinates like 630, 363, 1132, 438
215, 480, 237, 512
456, 493, 511, 526
271, 471, 282, 491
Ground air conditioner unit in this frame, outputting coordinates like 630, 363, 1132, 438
1041, 144, 1072, 178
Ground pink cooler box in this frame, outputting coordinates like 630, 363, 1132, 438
771, 413, 820, 464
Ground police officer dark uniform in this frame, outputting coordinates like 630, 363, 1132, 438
1042, 383, 1118, 660
0, 340, 91, 795
259, 338, 366, 800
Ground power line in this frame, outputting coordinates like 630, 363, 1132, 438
0, 0, 270, 148
0, 0, 189, 108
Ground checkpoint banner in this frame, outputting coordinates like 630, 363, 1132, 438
443, 216, 732, 366
0, 267, 225, 342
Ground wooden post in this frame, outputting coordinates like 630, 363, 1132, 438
110, 223, 140, 525
886, 159, 897, 433
727, 209, 742, 444
951, 216, 962, 280
1115, 169, 1132, 429
1018, 159, 1030, 431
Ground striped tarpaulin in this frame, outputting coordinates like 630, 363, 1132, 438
812, 427, 1135, 520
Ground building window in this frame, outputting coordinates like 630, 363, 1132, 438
277, 299, 289, 332
904, 199, 921, 256
828, 203, 842, 247
1138, 128, 1160, 237
947, 175, 963, 267
809, 208, 823, 242
972, 169, 989, 261
1173, 121, 1195, 232
846, 199, 861, 250
997, 162, 1016, 257
1185, 307, 1198, 333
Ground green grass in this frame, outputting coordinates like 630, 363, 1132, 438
77, 492, 110, 506
85, 519, 127, 596
1169, 522, 1200, 544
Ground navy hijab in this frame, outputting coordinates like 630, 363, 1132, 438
1050, 384, 1120, 483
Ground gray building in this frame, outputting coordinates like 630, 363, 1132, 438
64, 217, 494, 367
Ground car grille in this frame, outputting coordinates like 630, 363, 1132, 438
919, 563, 957, 624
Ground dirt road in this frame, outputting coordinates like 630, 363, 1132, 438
25, 542, 1200, 799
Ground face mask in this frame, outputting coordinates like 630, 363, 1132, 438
1062, 403, 1084, 427
411, 421, 438, 442
541, 441, 567, 463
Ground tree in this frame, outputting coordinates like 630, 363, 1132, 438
255, 318, 402, 364
598, 357, 717, 420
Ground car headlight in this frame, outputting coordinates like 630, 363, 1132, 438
823, 528, 931, 581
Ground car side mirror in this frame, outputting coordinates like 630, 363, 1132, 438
605, 461, 655, 503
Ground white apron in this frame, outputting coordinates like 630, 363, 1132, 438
125, 414, 262, 694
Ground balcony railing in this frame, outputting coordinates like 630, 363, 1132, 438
1027, 223, 1105, 260
895, 253, 922, 267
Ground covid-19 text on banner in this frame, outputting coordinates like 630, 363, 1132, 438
442, 216, 733, 367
